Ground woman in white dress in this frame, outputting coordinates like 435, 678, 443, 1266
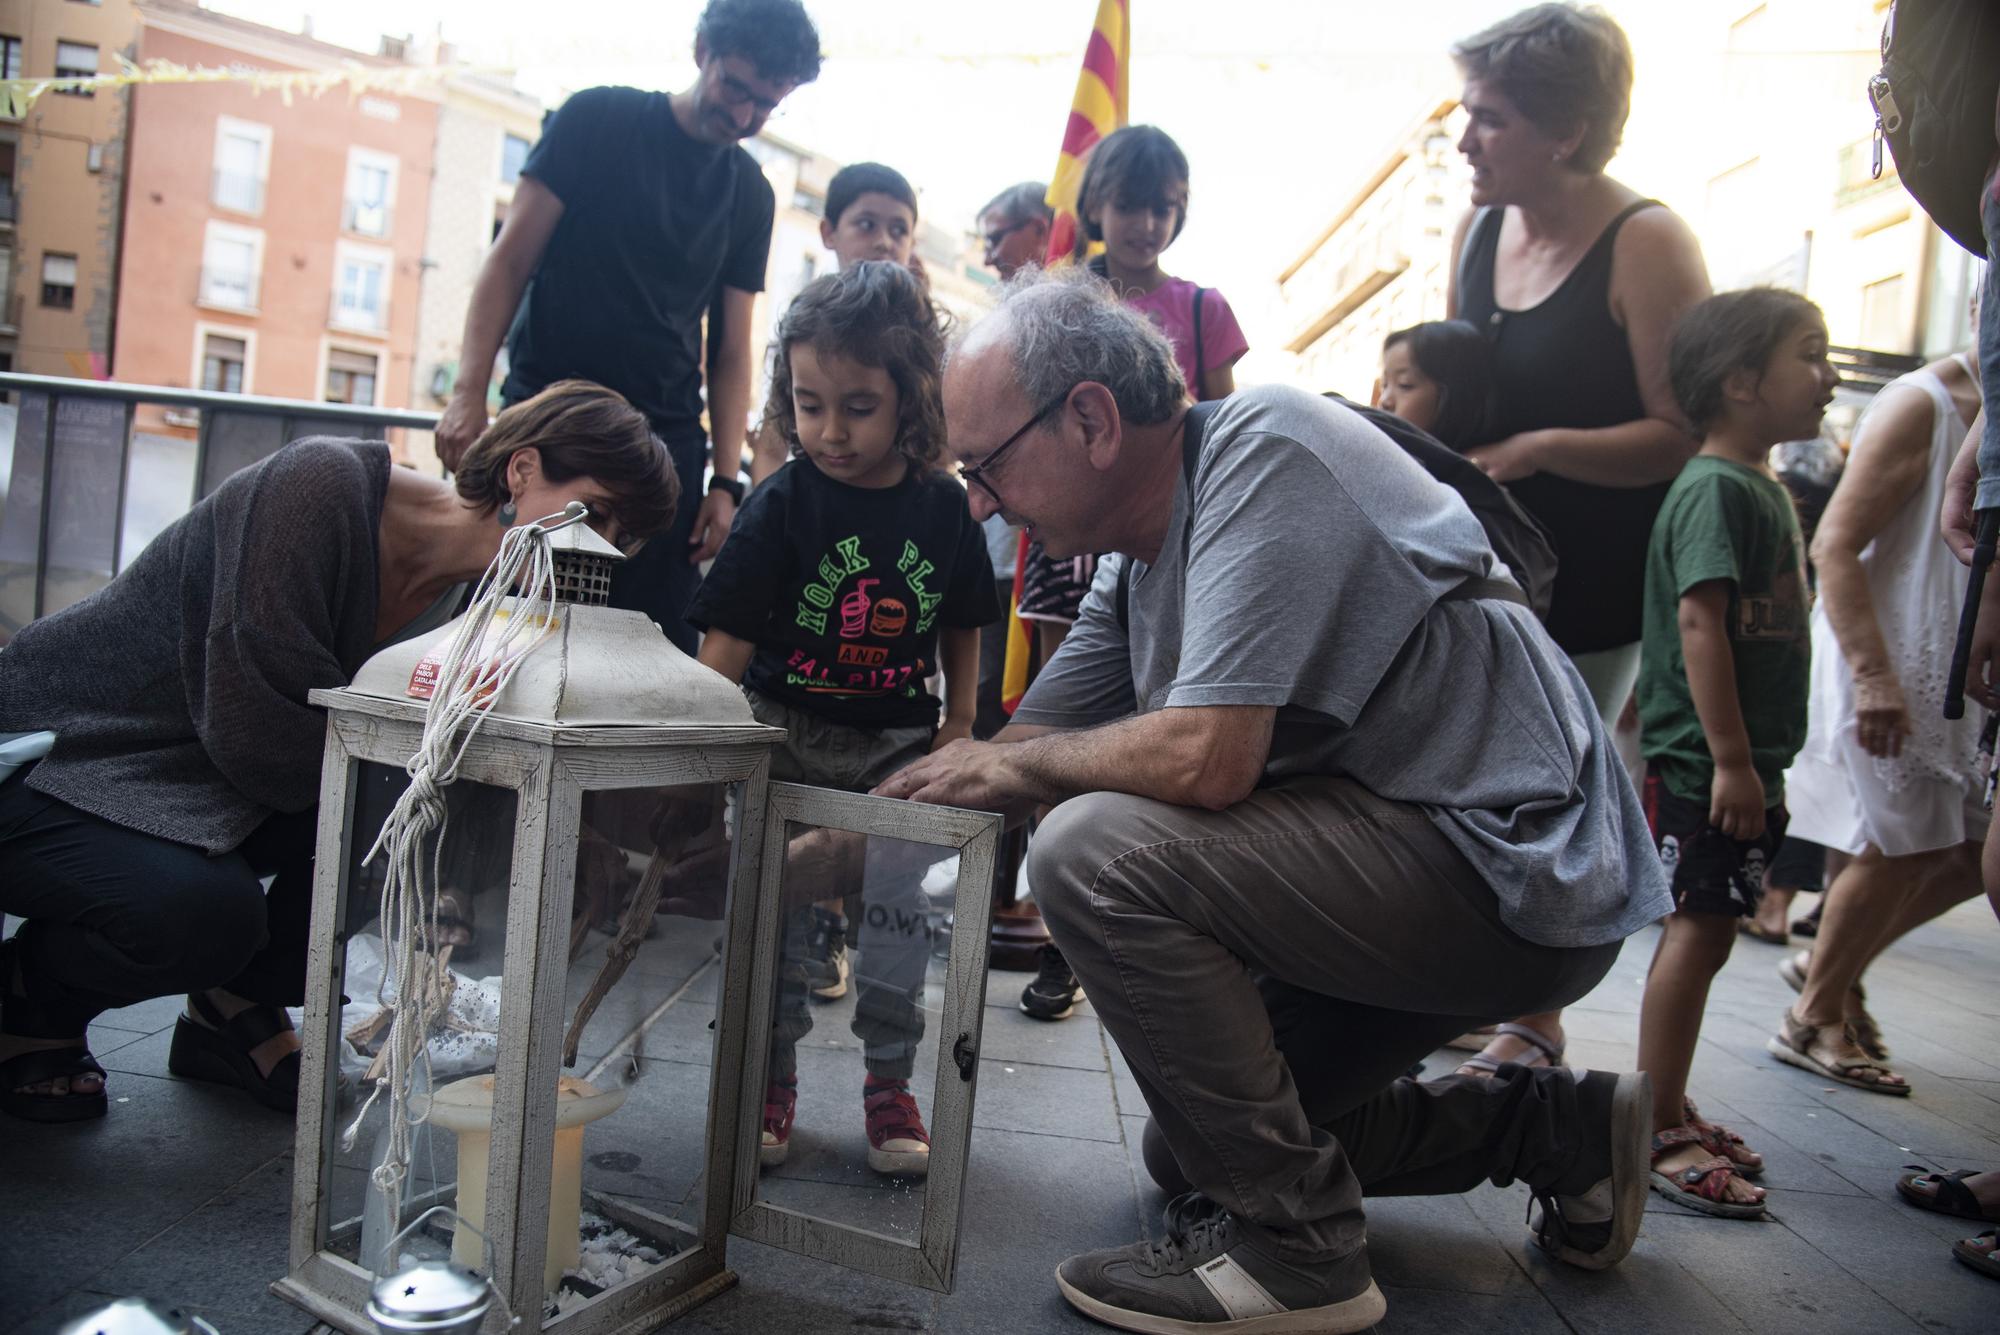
1773, 350, 1986, 1095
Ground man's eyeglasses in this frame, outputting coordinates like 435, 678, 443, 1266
716, 72, 781, 116
982, 219, 1033, 252
958, 388, 1074, 509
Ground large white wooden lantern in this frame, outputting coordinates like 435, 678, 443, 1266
275, 514, 1001, 1334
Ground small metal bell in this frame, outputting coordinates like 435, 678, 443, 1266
366, 1258, 493, 1334
57, 1298, 220, 1335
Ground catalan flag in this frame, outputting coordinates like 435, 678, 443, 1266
1001, 0, 1131, 715
1044, 0, 1131, 265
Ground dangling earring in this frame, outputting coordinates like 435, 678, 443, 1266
498, 498, 517, 527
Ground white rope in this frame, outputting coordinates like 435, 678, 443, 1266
340, 502, 588, 1250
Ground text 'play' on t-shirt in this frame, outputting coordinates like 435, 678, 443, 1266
687, 458, 1001, 730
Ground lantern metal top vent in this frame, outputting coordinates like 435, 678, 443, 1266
345, 512, 755, 732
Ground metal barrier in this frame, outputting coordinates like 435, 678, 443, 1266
0, 372, 437, 642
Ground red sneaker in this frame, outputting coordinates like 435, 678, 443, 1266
864, 1077, 931, 1177
761, 1078, 797, 1167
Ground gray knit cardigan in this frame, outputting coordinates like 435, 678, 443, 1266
0, 438, 390, 854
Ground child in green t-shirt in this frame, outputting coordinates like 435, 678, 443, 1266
1633, 288, 1838, 1222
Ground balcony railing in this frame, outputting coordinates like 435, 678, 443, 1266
0, 372, 436, 641
211, 169, 266, 216
342, 199, 394, 237
198, 268, 260, 312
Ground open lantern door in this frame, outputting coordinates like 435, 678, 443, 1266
274, 516, 1001, 1335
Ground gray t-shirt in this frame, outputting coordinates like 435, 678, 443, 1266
1013, 385, 1670, 948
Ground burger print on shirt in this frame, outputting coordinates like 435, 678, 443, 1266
685, 460, 1000, 732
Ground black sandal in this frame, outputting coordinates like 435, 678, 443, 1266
1955, 1230, 2000, 1280
0, 937, 109, 1123
167, 991, 300, 1113
1896, 1167, 2000, 1223
0, 1044, 108, 1122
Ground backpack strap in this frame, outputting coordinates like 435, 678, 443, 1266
1115, 399, 1223, 633
1191, 286, 1207, 396
1115, 398, 1525, 630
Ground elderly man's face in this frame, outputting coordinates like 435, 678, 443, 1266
944, 341, 1090, 557
980, 208, 1049, 280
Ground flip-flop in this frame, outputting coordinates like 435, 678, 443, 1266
1457, 1021, 1564, 1077
1896, 1168, 2000, 1223
1953, 1230, 2000, 1280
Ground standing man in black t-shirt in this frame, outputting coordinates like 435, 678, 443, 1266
433, 0, 822, 652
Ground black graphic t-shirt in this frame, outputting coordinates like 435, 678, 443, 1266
688, 459, 1001, 729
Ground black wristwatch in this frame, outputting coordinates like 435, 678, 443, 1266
707, 474, 746, 503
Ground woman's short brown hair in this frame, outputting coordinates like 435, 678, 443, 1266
1452, 3, 1634, 176
454, 379, 677, 544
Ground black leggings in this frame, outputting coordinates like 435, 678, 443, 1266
0, 763, 316, 1038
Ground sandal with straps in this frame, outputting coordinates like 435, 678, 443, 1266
1684, 1097, 1763, 1178
1455, 1021, 1564, 1078
0, 1044, 109, 1123
1767, 1007, 1910, 1096
1648, 1126, 1767, 1219
1955, 1230, 2000, 1280
0, 937, 108, 1123
1896, 1168, 2000, 1223
1778, 950, 1889, 1062
166, 991, 301, 1113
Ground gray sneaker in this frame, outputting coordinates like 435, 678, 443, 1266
1054, 1193, 1386, 1334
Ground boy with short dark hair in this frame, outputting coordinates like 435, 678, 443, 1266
1634, 287, 1838, 1221
750, 161, 926, 484
820, 162, 919, 271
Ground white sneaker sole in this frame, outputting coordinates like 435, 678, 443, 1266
1540, 1070, 1651, 1270
760, 1137, 789, 1167
867, 1145, 930, 1176
1055, 1270, 1386, 1334
1020, 994, 1079, 1021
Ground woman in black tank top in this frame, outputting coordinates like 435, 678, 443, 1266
1447, 10, 1711, 673
1444, 4, 1712, 1086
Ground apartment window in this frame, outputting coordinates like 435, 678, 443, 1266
201, 333, 246, 393
200, 222, 262, 310
342, 148, 396, 237
500, 133, 530, 185
54, 40, 97, 95
0, 36, 22, 82
332, 244, 390, 331
41, 252, 76, 308
211, 117, 270, 215
1859, 274, 1907, 350
0, 142, 15, 224
325, 347, 379, 405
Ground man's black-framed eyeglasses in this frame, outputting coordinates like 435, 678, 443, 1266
716, 72, 781, 115
958, 387, 1075, 509
982, 219, 1033, 252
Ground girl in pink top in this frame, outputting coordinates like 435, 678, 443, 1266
1075, 124, 1249, 401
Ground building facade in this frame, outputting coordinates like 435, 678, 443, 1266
1275, 99, 1466, 403
0, 0, 138, 379
408, 70, 543, 417
112, 0, 438, 447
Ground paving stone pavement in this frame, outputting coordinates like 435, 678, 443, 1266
4, 897, 1995, 1334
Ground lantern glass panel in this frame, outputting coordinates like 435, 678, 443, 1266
319, 763, 520, 1277
556, 780, 744, 1308
750, 821, 960, 1241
